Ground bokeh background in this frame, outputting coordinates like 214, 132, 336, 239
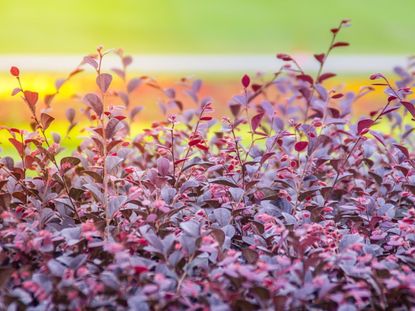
1, 0, 414, 155
2, 0, 414, 54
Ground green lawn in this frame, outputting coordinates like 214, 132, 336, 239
1, 0, 415, 54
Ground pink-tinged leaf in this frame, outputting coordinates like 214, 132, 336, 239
157, 157, 170, 176
24, 91, 38, 106
111, 68, 125, 80
55, 79, 66, 91
331, 42, 350, 48
96, 73, 112, 93
164, 88, 176, 99
357, 119, 374, 135
251, 113, 264, 132
314, 53, 325, 65
68, 68, 84, 78
380, 106, 399, 116
369, 73, 384, 80
318, 73, 336, 83
66, 108, 76, 123
129, 106, 142, 121
401, 101, 415, 119
297, 74, 314, 85
11, 88, 21, 96
83, 93, 103, 117
40, 113, 55, 130
60, 156, 81, 170
370, 131, 386, 147
127, 78, 141, 93
294, 141, 308, 152
44, 94, 55, 107
393, 144, 410, 159
229, 103, 241, 117
123, 55, 133, 67
82, 56, 98, 69
241, 74, 250, 88
192, 79, 202, 93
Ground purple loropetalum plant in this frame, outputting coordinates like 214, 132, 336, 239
1, 21, 415, 310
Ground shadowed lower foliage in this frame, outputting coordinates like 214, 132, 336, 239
1, 22, 415, 310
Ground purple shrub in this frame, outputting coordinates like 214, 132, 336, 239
1, 21, 415, 310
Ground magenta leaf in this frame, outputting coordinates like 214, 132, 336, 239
294, 141, 308, 152
357, 119, 374, 134
297, 74, 314, 85
241, 74, 250, 88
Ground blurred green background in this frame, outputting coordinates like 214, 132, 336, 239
1, 0, 414, 54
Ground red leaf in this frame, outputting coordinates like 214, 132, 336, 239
388, 96, 397, 103
401, 101, 415, 119
200, 116, 212, 121
314, 53, 325, 65
318, 73, 336, 83
331, 93, 344, 99
9, 138, 24, 155
276, 53, 292, 61
241, 74, 250, 88
44, 94, 55, 107
357, 119, 374, 135
189, 139, 202, 147
10, 66, 20, 77
24, 91, 38, 106
332, 42, 350, 48
252, 84, 262, 92
251, 113, 264, 132
196, 144, 209, 151
294, 141, 308, 152
40, 113, 55, 130
69, 68, 84, 78
174, 158, 187, 165
297, 74, 314, 85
